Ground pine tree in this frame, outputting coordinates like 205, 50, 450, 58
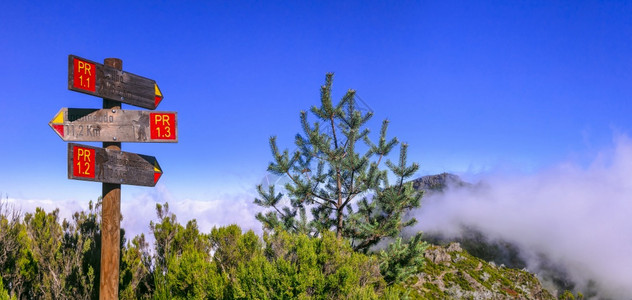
379, 233, 428, 284
254, 73, 423, 252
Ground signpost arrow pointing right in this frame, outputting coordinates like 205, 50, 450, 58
155, 83, 163, 108
68, 143, 163, 187
68, 55, 164, 110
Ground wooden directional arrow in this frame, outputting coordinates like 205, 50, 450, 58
68, 143, 162, 187
49, 108, 177, 142
68, 55, 163, 109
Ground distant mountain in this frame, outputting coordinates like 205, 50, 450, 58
412, 172, 469, 193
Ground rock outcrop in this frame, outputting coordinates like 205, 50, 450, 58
412, 172, 468, 193
406, 243, 555, 299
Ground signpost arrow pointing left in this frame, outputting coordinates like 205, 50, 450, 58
49, 108, 178, 142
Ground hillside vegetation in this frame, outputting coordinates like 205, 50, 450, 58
0, 199, 576, 299
407, 243, 555, 299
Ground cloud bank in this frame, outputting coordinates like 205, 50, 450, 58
5, 185, 263, 247
121, 185, 263, 242
413, 135, 632, 298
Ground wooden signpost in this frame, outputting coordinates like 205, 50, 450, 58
68, 55, 164, 110
50, 55, 176, 299
68, 143, 162, 187
49, 108, 178, 142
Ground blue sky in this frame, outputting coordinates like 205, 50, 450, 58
1, 1, 631, 203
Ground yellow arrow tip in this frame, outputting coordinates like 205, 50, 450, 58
155, 83, 162, 97
154, 84, 163, 108
52, 110, 64, 124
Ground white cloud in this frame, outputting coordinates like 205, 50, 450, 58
122, 185, 263, 243
413, 134, 632, 298
4, 184, 264, 247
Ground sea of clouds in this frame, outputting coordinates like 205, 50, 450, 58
4, 185, 263, 247
412, 135, 632, 298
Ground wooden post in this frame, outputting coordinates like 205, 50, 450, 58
100, 57, 122, 300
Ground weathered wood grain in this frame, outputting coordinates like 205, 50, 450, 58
68, 143, 162, 187
100, 57, 122, 300
68, 55, 163, 110
49, 108, 178, 142
100, 179, 120, 300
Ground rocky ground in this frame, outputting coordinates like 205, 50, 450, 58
404, 242, 556, 299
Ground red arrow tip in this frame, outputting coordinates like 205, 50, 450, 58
154, 83, 163, 108
155, 95, 163, 108
52, 124, 64, 137
154, 172, 162, 184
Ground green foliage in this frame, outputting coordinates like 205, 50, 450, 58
64, 201, 101, 299
146, 204, 389, 299
379, 233, 428, 284
0, 200, 557, 299
0, 277, 15, 300
211, 224, 261, 275
0, 201, 27, 299
228, 229, 385, 299
559, 290, 575, 299
559, 290, 584, 300
406, 244, 556, 299
0, 199, 101, 299
254, 73, 427, 285
150, 203, 223, 299
254, 72, 423, 256
164, 246, 225, 299
119, 234, 152, 299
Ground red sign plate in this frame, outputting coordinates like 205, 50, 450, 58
150, 113, 177, 140
72, 58, 96, 92
72, 145, 95, 178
